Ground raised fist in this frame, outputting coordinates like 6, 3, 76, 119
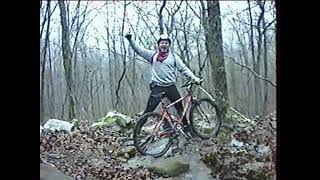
125, 33, 132, 40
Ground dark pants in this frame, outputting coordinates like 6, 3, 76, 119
143, 83, 188, 126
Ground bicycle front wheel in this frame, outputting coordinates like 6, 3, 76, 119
189, 98, 222, 139
133, 112, 173, 158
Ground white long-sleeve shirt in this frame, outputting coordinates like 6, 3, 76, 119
129, 39, 198, 86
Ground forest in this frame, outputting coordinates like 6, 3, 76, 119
40, 0, 276, 123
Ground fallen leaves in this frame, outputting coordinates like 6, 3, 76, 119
200, 112, 276, 179
40, 111, 277, 179
40, 121, 156, 179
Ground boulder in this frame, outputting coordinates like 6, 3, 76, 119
40, 163, 73, 180
91, 111, 134, 129
43, 119, 74, 132
117, 146, 137, 158
254, 144, 271, 157
124, 156, 154, 170
146, 157, 190, 177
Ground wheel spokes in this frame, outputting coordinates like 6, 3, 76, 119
140, 135, 155, 151
193, 101, 219, 136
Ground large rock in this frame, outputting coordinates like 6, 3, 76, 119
91, 111, 134, 129
43, 119, 74, 132
40, 163, 73, 180
116, 146, 137, 158
146, 157, 190, 177
124, 156, 155, 170
254, 144, 271, 157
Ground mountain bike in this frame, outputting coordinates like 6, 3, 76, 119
133, 79, 222, 158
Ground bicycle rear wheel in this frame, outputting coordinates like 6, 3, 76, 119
133, 112, 173, 158
189, 98, 222, 139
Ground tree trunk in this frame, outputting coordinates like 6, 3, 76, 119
89, 71, 95, 120
247, 0, 259, 116
115, 0, 128, 111
228, 40, 238, 111
58, 0, 76, 120
183, 6, 191, 68
255, 0, 265, 115
261, 0, 269, 115
230, 16, 252, 117
48, 36, 55, 118
254, 39, 262, 116
97, 38, 107, 116
158, 0, 166, 34
196, 25, 203, 98
40, 1, 50, 41
40, 0, 51, 122
202, 0, 229, 117
105, 4, 114, 111
112, 33, 117, 110
95, 71, 101, 118
130, 47, 137, 112
263, 28, 268, 115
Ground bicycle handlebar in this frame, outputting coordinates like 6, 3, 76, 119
180, 78, 204, 88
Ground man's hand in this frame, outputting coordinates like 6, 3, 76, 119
125, 33, 132, 40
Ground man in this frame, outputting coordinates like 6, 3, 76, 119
125, 33, 201, 132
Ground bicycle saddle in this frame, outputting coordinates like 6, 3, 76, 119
151, 92, 166, 99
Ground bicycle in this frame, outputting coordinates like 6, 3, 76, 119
133, 79, 222, 158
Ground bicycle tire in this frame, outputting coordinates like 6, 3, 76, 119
189, 98, 222, 139
133, 112, 173, 158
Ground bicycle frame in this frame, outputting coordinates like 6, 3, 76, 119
152, 84, 196, 137
160, 94, 193, 125
138, 81, 202, 153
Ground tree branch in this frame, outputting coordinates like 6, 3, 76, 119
199, 53, 209, 75
186, 1, 201, 19
262, 19, 276, 34
158, 0, 166, 34
232, 17, 276, 31
40, 1, 58, 40
115, 0, 129, 109
133, 4, 157, 42
93, 28, 149, 64
225, 56, 276, 87
165, 0, 183, 35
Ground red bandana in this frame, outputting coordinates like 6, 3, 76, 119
156, 50, 169, 63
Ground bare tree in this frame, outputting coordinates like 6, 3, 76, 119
201, 0, 229, 117
40, 0, 51, 122
58, 0, 76, 120
115, 1, 130, 110
40, 1, 58, 41
40, 1, 276, 122
158, 0, 166, 34
132, 3, 158, 42
47, 31, 55, 119
175, 4, 193, 68
105, 3, 115, 110
228, 15, 253, 116
165, 0, 183, 36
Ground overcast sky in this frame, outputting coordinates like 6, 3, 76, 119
41, 1, 276, 53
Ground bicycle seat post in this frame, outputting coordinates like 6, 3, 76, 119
160, 98, 165, 108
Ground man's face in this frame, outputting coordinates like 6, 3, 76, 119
158, 40, 170, 53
